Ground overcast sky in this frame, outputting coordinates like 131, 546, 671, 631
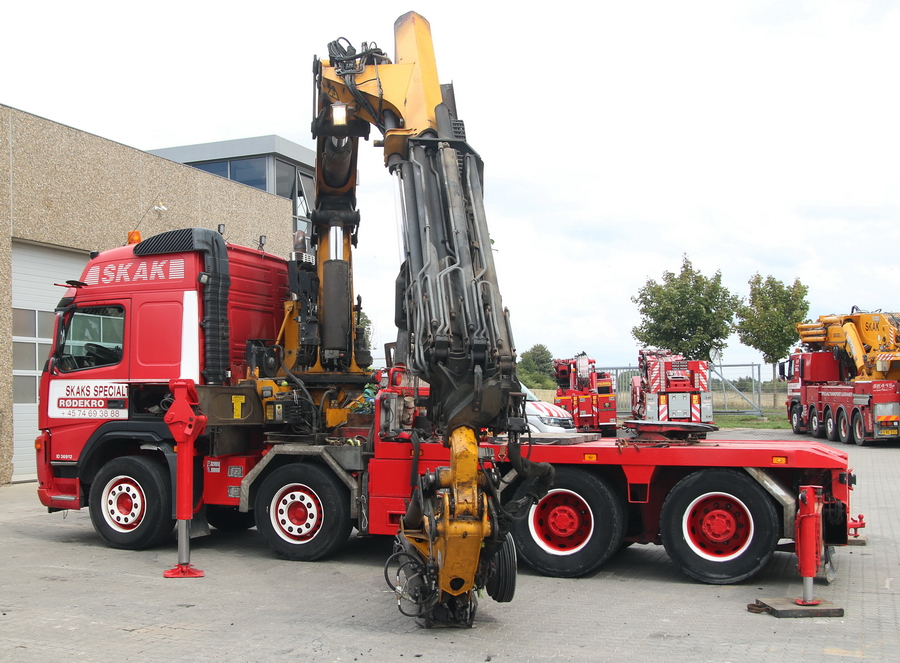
5, 1, 900, 370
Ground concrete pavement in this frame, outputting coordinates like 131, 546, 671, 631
1, 432, 897, 662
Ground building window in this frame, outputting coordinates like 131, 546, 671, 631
276, 159, 296, 200
194, 161, 229, 178
191, 157, 267, 192
230, 157, 266, 191
12, 308, 55, 404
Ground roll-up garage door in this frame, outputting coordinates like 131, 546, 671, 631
11, 242, 89, 481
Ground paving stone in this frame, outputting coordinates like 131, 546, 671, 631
0, 430, 896, 662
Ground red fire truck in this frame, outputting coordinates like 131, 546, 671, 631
631, 349, 714, 424
553, 354, 617, 436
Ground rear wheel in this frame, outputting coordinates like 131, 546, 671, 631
790, 404, 804, 435
838, 410, 854, 445
809, 407, 825, 438
89, 456, 175, 549
660, 469, 780, 584
255, 463, 352, 560
853, 412, 868, 446
511, 467, 625, 577
824, 410, 839, 441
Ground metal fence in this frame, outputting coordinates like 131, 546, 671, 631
534, 363, 787, 416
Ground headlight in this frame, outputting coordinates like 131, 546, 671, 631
539, 416, 574, 428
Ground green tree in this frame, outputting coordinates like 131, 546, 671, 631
735, 274, 809, 406
631, 255, 739, 360
517, 344, 556, 390
357, 309, 373, 348
519, 344, 554, 378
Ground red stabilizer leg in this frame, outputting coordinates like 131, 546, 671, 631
794, 485, 823, 606
165, 563, 205, 578
163, 380, 208, 578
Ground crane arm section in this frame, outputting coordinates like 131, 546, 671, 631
313, 12, 552, 627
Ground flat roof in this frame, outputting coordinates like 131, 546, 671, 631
148, 135, 314, 167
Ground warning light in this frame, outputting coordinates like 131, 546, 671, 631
772, 456, 788, 464
583, 453, 598, 462
127, 230, 142, 244
332, 103, 348, 126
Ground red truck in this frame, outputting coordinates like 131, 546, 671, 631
631, 349, 714, 425
783, 309, 900, 445
553, 354, 617, 436
35, 231, 864, 587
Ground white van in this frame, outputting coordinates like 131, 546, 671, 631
522, 385, 575, 434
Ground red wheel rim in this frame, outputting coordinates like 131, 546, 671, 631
528, 489, 593, 555
682, 492, 754, 561
101, 475, 146, 533
269, 483, 323, 544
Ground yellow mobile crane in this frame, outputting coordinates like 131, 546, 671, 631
786, 307, 900, 443
797, 307, 900, 380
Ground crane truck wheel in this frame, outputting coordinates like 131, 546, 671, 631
510, 467, 625, 578
790, 404, 804, 435
824, 410, 840, 442
809, 407, 825, 438
88, 455, 175, 550
852, 412, 868, 446
255, 462, 352, 561
659, 469, 779, 584
838, 410, 854, 445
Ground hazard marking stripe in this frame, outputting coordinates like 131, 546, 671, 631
877, 415, 900, 421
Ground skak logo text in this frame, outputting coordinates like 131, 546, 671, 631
83, 258, 185, 285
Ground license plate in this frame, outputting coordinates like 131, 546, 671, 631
881, 429, 898, 435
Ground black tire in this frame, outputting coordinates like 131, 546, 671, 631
838, 409, 854, 445
207, 504, 256, 531
255, 463, 352, 560
824, 410, 840, 441
88, 456, 175, 550
853, 412, 868, 446
790, 404, 804, 435
660, 469, 780, 584
809, 407, 825, 438
485, 532, 516, 603
510, 467, 625, 578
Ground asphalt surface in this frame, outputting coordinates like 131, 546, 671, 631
2, 430, 898, 662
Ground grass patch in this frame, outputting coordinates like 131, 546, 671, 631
713, 409, 791, 430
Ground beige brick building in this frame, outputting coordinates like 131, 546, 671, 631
1, 105, 308, 483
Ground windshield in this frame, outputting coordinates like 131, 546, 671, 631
521, 384, 539, 402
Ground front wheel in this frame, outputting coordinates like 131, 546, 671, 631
660, 469, 780, 584
510, 467, 625, 578
790, 404, 804, 435
88, 456, 175, 549
255, 463, 352, 560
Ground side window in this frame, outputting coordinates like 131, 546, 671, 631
59, 306, 125, 372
